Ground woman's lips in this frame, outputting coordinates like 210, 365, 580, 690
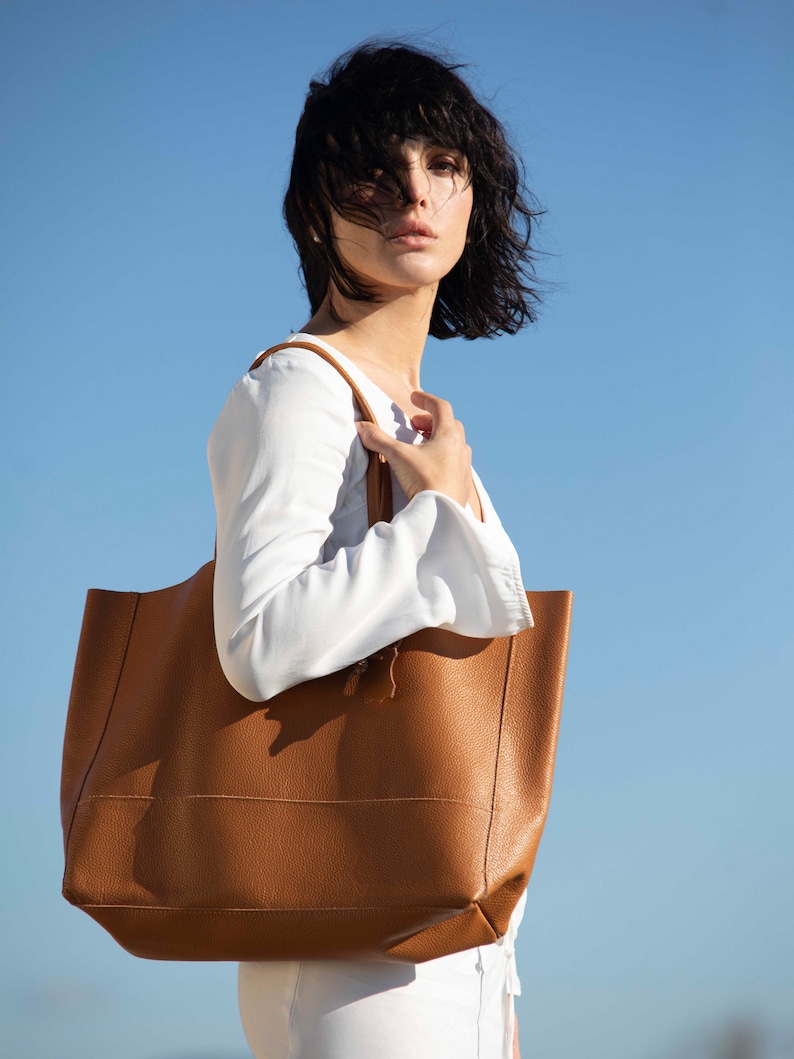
389, 233, 436, 247
388, 221, 436, 244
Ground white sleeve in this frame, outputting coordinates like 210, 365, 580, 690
208, 350, 533, 702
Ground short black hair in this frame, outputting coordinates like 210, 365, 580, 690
283, 42, 543, 340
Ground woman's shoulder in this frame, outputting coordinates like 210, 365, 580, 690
244, 339, 358, 403
208, 339, 360, 459
221, 340, 359, 417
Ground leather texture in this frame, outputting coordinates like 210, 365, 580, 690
61, 342, 573, 963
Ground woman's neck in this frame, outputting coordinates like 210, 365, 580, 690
302, 285, 437, 394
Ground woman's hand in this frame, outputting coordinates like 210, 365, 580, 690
356, 391, 474, 510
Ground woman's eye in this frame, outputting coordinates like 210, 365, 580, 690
431, 158, 460, 174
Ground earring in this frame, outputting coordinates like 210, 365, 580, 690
311, 233, 321, 244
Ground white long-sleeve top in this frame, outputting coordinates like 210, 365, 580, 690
208, 333, 533, 703
208, 333, 533, 1059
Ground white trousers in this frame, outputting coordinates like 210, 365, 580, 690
239, 892, 524, 1059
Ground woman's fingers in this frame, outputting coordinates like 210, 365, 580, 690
355, 391, 472, 509
355, 420, 399, 458
410, 391, 461, 438
409, 412, 434, 436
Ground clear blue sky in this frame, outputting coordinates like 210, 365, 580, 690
1, 1, 791, 1057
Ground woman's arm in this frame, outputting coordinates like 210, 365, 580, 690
208, 348, 532, 701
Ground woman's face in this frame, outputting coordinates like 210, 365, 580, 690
329, 138, 473, 299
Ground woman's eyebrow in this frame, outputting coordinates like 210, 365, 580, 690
386, 142, 467, 164
420, 140, 464, 153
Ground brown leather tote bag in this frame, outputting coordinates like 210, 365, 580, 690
61, 342, 573, 963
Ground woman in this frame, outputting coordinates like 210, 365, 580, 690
208, 41, 542, 1059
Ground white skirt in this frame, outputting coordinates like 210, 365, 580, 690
238, 890, 525, 1059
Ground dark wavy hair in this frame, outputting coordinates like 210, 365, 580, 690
283, 42, 542, 340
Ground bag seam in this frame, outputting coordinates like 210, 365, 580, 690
77, 793, 492, 809
63, 593, 140, 871
73, 903, 469, 913
481, 635, 515, 900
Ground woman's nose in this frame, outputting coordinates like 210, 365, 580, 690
400, 167, 430, 208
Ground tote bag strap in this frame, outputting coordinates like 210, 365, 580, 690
249, 341, 394, 527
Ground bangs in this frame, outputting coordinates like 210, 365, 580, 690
324, 78, 477, 164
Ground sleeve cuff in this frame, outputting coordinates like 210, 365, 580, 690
401, 489, 533, 634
